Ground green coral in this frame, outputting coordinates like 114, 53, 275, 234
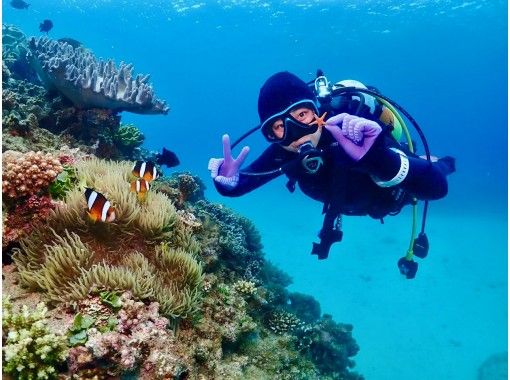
113, 123, 145, 152
2, 297, 68, 380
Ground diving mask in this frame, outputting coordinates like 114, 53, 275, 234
260, 100, 320, 146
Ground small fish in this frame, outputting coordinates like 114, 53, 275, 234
132, 161, 160, 182
10, 0, 29, 9
130, 179, 150, 201
39, 19, 53, 34
156, 147, 180, 168
58, 37, 82, 49
84, 188, 116, 223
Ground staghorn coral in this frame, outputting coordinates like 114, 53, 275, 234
2, 150, 63, 199
2, 296, 68, 380
27, 36, 169, 115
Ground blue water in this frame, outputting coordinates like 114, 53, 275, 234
4, 1, 507, 379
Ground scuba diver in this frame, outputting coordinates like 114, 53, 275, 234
208, 71, 455, 279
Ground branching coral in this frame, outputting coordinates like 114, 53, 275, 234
233, 280, 257, 297
2, 150, 63, 198
2, 296, 68, 380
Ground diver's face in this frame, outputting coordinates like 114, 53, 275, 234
270, 107, 321, 152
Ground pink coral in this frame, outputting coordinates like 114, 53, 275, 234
70, 293, 179, 377
2, 150, 63, 198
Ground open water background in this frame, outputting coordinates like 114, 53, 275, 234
3, 1, 507, 378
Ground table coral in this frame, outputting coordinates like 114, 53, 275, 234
27, 36, 169, 115
2, 150, 63, 198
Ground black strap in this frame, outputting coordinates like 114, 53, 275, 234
311, 204, 343, 260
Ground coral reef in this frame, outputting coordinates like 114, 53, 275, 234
27, 36, 169, 115
193, 200, 264, 281
267, 311, 304, 335
2, 297, 68, 380
68, 293, 184, 378
2, 24, 36, 82
113, 123, 145, 155
296, 314, 363, 380
152, 171, 206, 207
233, 280, 257, 297
2, 194, 55, 249
2, 150, 63, 198
3, 24, 364, 378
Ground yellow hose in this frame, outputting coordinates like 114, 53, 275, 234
376, 97, 418, 260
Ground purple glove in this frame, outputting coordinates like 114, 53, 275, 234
208, 134, 250, 189
325, 113, 382, 161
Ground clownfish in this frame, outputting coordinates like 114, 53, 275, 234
132, 161, 160, 182
84, 188, 116, 223
130, 179, 150, 201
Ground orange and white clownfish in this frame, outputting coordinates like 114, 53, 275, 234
132, 161, 160, 182
130, 179, 150, 201
84, 188, 116, 223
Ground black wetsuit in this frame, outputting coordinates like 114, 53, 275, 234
215, 100, 452, 258
216, 130, 448, 211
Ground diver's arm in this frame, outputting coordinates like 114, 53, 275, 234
357, 135, 453, 200
215, 144, 285, 197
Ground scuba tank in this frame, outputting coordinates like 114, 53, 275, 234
311, 69, 431, 279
